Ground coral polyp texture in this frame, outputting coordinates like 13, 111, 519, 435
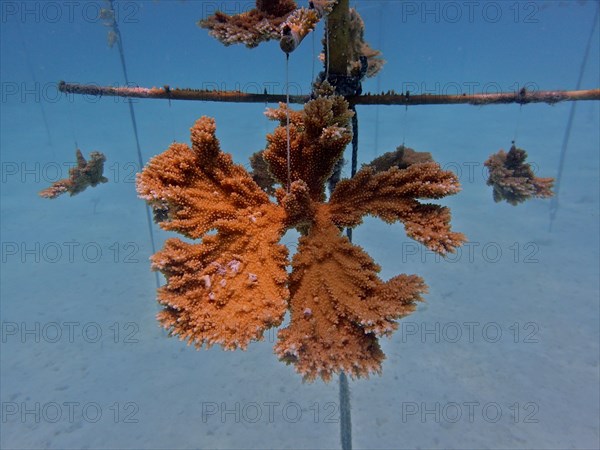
39, 149, 107, 199
279, 1, 335, 53
485, 145, 554, 205
136, 117, 289, 350
137, 92, 465, 381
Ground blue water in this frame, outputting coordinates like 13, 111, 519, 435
1, 1, 599, 449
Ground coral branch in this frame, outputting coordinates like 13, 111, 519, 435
275, 206, 426, 381
137, 117, 289, 349
279, 1, 335, 53
39, 149, 107, 199
153, 208, 289, 350
399, 203, 466, 254
137, 117, 270, 238
198, 0, 297, 48
329, 162, 465, 253
485, 145, 554, 205
277, 180, 316, 229
263, 93, 353, 200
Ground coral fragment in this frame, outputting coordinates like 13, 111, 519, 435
39, 149, 108, 199
485, 145, 554, 205
199, 0, 297, 48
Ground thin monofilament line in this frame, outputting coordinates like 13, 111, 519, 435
550, 3, 599, 231
373, 3, 384, 157
107, 0, 159, 288
311, 31, 316, 82
402, 105, 409, 146
286, 53, 291, 192
513, 104, 523, 144
65, 94, 79, 155
325, 17, 330, 79
16, 19, 53, 155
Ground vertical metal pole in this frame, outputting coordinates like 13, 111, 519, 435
327, 0, 350, 77
327, 2, 354, 448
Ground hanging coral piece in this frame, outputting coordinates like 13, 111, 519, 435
263, 93, 353, 201
347, 8, 385, 78
137, 91, 465, 381
198, 0, 335, 51
39, 149, 108, 199
485, 144, 554, 205
279, 1, 336, 53
366, 145, 433, 172
100, 1, 118, 48
198, 0, 297, 48
317, 7, 385, 80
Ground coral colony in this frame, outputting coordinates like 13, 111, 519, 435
51, 0, 557, 381
135, 0, 553, 382
136, 92, 468, 381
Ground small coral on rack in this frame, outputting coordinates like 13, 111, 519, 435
198, 0, 297, 48
199, 0, 336, 52
137, 91, 464, 381
485, 145, 554, 205
40, 149, 107, 199
279, 1, 335, 53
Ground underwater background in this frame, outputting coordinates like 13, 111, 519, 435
1, 1, 599, 449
